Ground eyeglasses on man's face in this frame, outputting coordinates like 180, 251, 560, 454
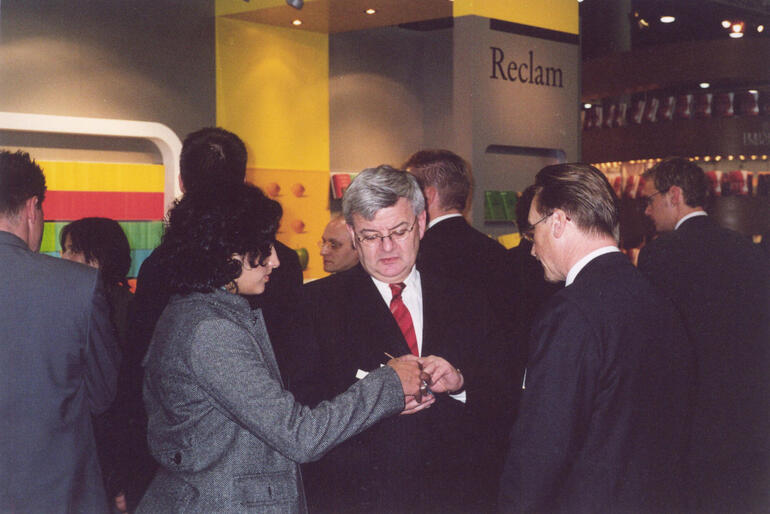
643, 189, 667, 207
523, 212, 552, 243
355, 218, 418, 247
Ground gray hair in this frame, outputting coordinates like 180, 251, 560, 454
342, 165, 425, 224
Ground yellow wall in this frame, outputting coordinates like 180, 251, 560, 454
216, 15, 331, 280
453, 0, 579, 35
216, 17, 329, 171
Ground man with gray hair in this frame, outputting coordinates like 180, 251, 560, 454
303, 165, 504, 512
499, 163, 695, 513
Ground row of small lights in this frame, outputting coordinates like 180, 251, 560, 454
595, 155, 770, 168
292, 7, 379, 26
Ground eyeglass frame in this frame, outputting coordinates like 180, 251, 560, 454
354, 217, 418, 246
523, 212, 553, 242
643, 188, 667, 207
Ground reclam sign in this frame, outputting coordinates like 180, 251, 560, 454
490, 47, 564, 88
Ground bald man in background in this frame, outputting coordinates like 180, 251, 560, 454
319, 214, 358, 273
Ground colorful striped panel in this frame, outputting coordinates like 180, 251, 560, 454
44, 191, 165, 221
40, 221, 164, 253
40, 161, 164, 192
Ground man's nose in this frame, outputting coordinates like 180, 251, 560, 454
380, 235, 395, 251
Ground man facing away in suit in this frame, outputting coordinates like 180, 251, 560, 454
638, 157, 770, 513
318, 213, 358, 273
499, 163, 695, 513
0, 150, 121, 513
303, 165, 506, 512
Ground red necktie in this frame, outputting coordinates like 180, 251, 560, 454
389, 282, 419, 356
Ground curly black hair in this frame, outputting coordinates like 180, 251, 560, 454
159, 182, 282, 294
60, 217, 131, 288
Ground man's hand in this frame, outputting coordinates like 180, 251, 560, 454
418, 355, 464, 394
387, 354, 424, 396
400, 394, 435, 415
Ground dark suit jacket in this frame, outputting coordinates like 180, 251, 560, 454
417, 217, 525, 423
638, 216, 770, 512
499, 252, 695, 513
138, 290, 403, 513
0, 230, 120, 513
302, 264, 505, 513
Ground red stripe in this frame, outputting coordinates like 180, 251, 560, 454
44, 191, 165, 221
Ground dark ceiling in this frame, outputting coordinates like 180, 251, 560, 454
581, 0, 770, 61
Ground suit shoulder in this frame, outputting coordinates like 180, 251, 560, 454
33, 252, 99, 286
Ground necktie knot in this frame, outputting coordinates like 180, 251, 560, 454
389, 282, 405, 299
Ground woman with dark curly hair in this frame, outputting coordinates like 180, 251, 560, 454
137, 182, 429, 513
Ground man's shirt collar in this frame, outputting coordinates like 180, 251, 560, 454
675, 210, 707, 230
565, 246, 620, 286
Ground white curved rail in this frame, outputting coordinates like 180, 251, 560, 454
0, 112, 182, 208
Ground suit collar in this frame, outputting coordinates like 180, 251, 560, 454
571, 251, 627, 285
566, 246, 620, 286
428, 213, 464, 230
675, 211, 707, 230
0, 230, 30, 250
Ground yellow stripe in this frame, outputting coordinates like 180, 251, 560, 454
39, 161, 164, 192
453, 0, 579, 35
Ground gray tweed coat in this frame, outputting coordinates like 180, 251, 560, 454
137, 289, 403, 513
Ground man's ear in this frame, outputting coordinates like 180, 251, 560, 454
550, 209, 568, 238
416, 209, 427, 240
424, 186, 438, 209
668, 185, 683, 206
346, 223, 358, 250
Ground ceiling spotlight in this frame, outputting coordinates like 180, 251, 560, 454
584, 103, 592, 109
286, 0, 303, 9
699, 82, 710, 89
730, 31, 744, 38
758, 25, 765, 32
749, 89, 759, 94
638, 18, 649, 28
365, 8, 376, 14
660, 15, 676, 23
732, 22, 744, 33
292, 19, 302, 26
722, 20, 731, 28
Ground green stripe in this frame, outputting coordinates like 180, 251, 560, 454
119, 221, 164, 250
40, 220, 164, 253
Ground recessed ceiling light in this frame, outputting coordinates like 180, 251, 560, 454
729, 31, 744, 38
292, 19, 302, 26
721, 20, 731, 28
699, 82, 710, 89
660, 15, 675, 23
749, 89, 758, 94
758, 25, 765, 32
365, 8, 376, 15
584, 103, 592, 109
732, 22, 744, 32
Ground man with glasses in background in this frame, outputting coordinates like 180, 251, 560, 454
302, 165, 505, 513
317, 214, 358, 273
638, 157, 770, 513
499, 163, 695, 513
